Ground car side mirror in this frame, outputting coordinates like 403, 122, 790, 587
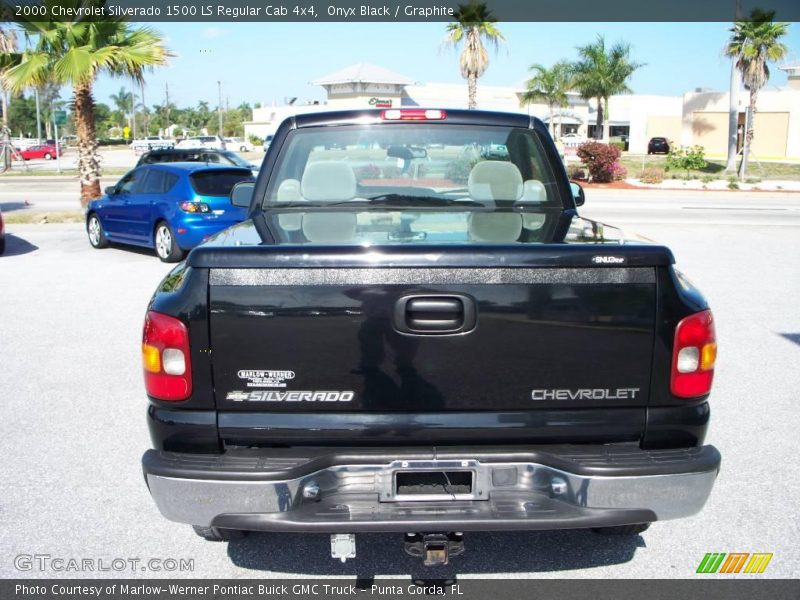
570, 182, 585, 207
230, 181, 255, 208
104, 186, 116, 196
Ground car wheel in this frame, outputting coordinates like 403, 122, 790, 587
0, 235, 5, 255
86, 214, 109, 249
44, 153, 52, 160
154, 221, 185, 263
592, 523, 651, 536
192, 525, 246, 542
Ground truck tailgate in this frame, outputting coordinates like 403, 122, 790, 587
204, 246, 663, 432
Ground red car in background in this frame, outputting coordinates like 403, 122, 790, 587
19, 144, 62, 160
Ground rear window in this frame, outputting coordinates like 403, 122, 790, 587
190, 170, 253, 197
259, 122, 564, 245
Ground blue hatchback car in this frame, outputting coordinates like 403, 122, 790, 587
86, 163, 254, 262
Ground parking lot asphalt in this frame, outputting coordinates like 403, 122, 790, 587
1, 197, 799, 579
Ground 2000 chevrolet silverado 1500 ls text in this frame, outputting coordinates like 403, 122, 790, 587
141, 109, 720, 566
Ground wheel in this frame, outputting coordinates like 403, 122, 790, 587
0, 235, 5, 255
192, 525, 246, 542
240, 145, 247, 152
44, 153, 52, 160
154, 221, 185, 263
592, 523, 651, 536
86, 213, 109, 249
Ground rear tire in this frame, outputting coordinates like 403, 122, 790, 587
154, 221, 185, 263
192, 525, 246, 542
44, 153, 52, 160
0, 236, 5, 255
592, 523, 651, 536
87, 214, 109, 249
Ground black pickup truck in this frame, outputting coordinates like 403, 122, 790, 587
141, 109, 720, 566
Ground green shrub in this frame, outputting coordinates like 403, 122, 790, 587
727, 176, 739, 190
248, 134, 262, 146
666, 145, 707, 177
701, 175, 714, 184
640, 167, 665, 184
567, 165, 587, 180
609, 140, 626, 152
445, 156, 480, 184
381, 165, 402, 179
576, 142, 621, 183
98, 138, 128, 146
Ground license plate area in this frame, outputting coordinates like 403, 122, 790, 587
382, 459, 487, 502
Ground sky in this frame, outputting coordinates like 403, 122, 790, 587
35, 21, 800, 109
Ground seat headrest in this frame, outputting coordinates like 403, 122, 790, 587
468, 161, 523, 202
468, 213, 523, 243
302, 212, 357, 243
275, 179, 303, 231
518, 179, 547, 204
301, 162, 356, 202
276, 178, 302, 203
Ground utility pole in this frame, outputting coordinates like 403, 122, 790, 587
34, 88, 42, 141
725, 0, 743, 174
217, 80, 224, 137
140, 81, 147, 136
165, 83, 170, 136
131, 85, 137, 140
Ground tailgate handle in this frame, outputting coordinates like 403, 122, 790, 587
395, 295, 476, 335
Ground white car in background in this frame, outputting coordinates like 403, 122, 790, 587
224, 137, 254, 152
130, 136, 175, 153
175, 135, 226, 150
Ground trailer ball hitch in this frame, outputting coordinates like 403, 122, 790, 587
403, 533, 465, 566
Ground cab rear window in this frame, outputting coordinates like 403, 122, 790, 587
190, 170, 253, 197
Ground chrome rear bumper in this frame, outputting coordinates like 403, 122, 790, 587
143, 445, 720, 532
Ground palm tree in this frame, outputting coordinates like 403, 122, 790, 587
444, 1, 505, 109
109, 87, 134, 128
520, 61, 574, 139
725, 9, 789, 178
0, 25, 19, 170
572, 35, 642, 140
5, 10, 170, 205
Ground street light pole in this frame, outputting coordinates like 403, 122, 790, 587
725, 0, 743, 174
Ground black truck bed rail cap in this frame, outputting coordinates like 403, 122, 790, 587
188, 244, 675, 269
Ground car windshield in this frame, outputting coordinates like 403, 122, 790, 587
220, 151, 253, 167
257, 123, 565, 245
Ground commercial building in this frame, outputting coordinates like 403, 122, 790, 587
244, 62, 800, 159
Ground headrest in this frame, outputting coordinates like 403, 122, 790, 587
468, 161, 523, 202
301, 161, 356, 202
275, 179, 303, 231
518, 179, 547, 204
468, 213, 523, 243
276, 178, 302, 203
302, 212, 357, 243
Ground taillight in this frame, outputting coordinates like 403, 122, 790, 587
671, 309, 717, 398
142, 310, 192, 401
381, 109, 446, 121
180, 201, 211, 213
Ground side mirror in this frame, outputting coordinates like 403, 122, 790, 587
230, 181, 255, 208
570, 182, 585, 207
104, 186, 116, 196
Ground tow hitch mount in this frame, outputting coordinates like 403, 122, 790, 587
404, 533, 465, 566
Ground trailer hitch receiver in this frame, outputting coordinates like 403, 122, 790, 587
404, 533, 465, 566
